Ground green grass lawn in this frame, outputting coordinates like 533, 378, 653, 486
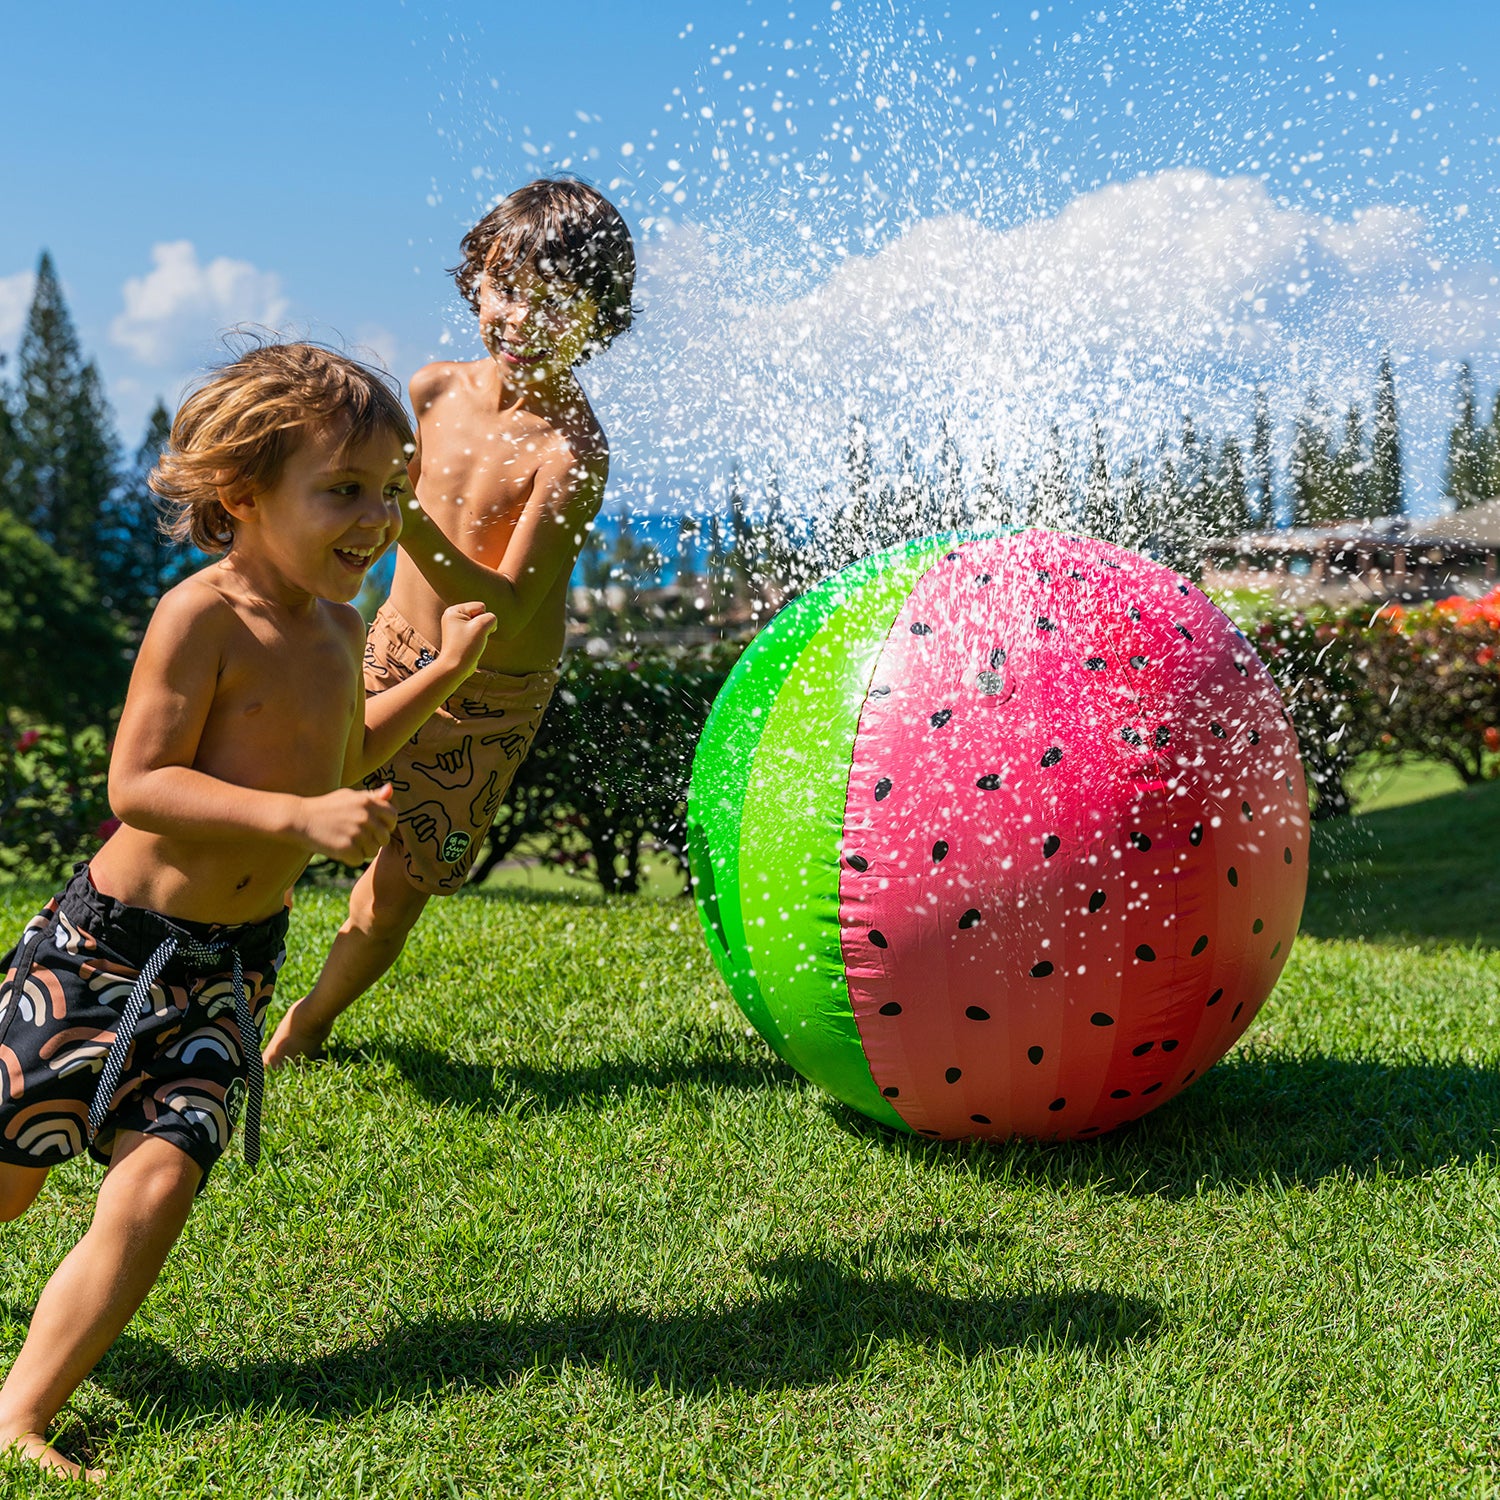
2, 774, 1498, 1496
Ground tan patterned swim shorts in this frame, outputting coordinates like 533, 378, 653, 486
363, 602, 559, 894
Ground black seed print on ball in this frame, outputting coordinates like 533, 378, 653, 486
1177, 583, 1190, 595
1128, 605, 1141, 622
1027, 1045, 1044, 1064
874, 778, 892, 801
1210, 722, 1226, 739
1142, 1082, 1163, 1095
1248, 730, 1260, 745
879, 1002, 902, 1016
1043, 834, 1061, 858
1242, 801, 1254, 821
1130, 655, 1148, 668
959, 909, 982, 930
1175, 624, 1194, 641
1154, 727, 1171, 747
1161, 1039, 1179, 1052
1079, 1125, 1101, 1135
1207, 987, 1224, 1007
1120, 726, 1143, 746
930, 709, 953, 729
976, 573, 993, 585
1253, 918, 1265, 934
1049, 1098, 1067, 1111
1090, 1012, 1114, 1027
1110, 1089, 1130, 1099
1284, 847, 1293, 865
1037, 616, 1056, 632
1031, 961, 1055, 978
1036, 568, 1051, 581
1190, 823, 1204, 846
1089, 890, 1107, 912
1191, 934, 1209, 956
1184, 1069, 1197, 1082
910, 622, 932, 636
990, 647, 1007, 668
1135, 944, 1156, 962
920, 1129, 941, 1137
1132, 1042, 1154, 1056
1086, 657, 1107, 670
945, 1067, 962, 1084
966, 1005, 991, 1021
846, 854, 869, 872
871, 685, 892, 698
970, 1114, 992, 1125
1234, 658, 1249, 674
1130, 832, 1152, 851
1041, 746, 1063, 767
1227, 867, 1239, 887
869, 930, 889, 948
1270, 941, 1282, 959
882, 1086, 900, 1097
932, 840, 949, 862
945, 551, 960, 560
1232, 1001, 1244, 1020
976, 774, 1003, 791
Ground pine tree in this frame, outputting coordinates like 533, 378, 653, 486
1484, 387, 1500, 504
1251, 385, 1274, 529
1080, 422, 1114, 540
1289, 395, 1335, 526
1029, 424, 1073, 531
13, 252, 120, 564
976, 447, 1006, 531
936, 422, 964, 525
1444, 361, 1485, 509
0, 357, 20, 517
1368, 352, 1404, 517
95, 400, 174, 637
1329, 402, 1367, 522
1211, 436, 1252, 538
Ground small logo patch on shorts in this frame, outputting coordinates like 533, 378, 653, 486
224, 1077, 247, 1127
440, 831, 472, 864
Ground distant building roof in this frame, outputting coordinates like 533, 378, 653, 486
1209, 497, 1500, 552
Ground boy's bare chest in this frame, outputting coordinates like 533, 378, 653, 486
205, 620, 357, 774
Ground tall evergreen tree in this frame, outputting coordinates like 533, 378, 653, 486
1444, 361, 1485, 509
13, 252, 120, 564
976, 447, 1006, 530
1210, 436, 1253, 538
95, 400, 174, 637
1029, 424, 1073, 531
1080, 422, 1114, 540
1251, 385, 1274, 529
1484, 387, 1500, 504
1329, 402, 1367, 521
0, 355, 21, 517
936, 422, 964, 523
1289, 396, 1335, 526
1368, 352, 1404, 517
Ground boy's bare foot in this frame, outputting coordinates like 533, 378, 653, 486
2, 1431, 104, 1483
262, 1001, 332, 1069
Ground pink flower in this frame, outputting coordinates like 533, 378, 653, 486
16, 730, 40, 751
95, 817, 122, 841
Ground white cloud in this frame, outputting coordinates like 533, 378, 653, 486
590, 171, 1500, 513
0, 269, 36, 349
110, 241, 289, 366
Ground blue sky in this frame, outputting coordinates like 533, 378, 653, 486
4, 0, 1499, 514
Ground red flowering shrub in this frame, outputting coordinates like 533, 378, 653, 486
0, 720, 113, 880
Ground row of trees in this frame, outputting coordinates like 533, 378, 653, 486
1, 254, 178, 728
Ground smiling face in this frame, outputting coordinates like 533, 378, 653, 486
477, 259, 601, 379
222, 422, 408, 605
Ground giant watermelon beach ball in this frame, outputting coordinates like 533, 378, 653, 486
687, 530, 1309, 1141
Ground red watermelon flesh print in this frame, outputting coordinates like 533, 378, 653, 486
837, 532, 1308, 1140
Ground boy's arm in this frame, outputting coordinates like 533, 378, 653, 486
401, 441, 607, 641
354, 601, 497, 778
109, 588, 394, 862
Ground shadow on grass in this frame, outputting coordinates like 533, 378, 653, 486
334, 1034, 795, 1115
104, 1239, 1157, 1415
1301, 778, 1500, 947
832, 1046, 1500, 1197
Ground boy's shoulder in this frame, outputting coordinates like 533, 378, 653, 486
149, 568, 365, 648
409, 359, 470, 410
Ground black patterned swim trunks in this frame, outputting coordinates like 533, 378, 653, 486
0, 866, 288, 1184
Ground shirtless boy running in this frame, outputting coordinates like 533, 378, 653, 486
0, 342, 495, 1478
265, 178, 636, 1066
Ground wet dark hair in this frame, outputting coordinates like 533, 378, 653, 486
451, 177, 636, 359
152, 339, 413, 554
